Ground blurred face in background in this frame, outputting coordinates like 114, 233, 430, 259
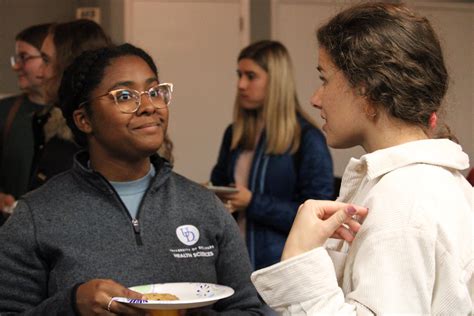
237, 58, 268, 111
11, 40, 44, 92
40, 33, 58, 104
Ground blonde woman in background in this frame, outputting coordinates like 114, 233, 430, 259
210, 40, 334, 271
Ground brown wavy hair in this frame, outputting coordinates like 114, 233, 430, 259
317, 2, 455, 140
45, 19, 112, 106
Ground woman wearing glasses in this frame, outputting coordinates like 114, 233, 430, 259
0, 43, 264, 315
0, 23, 51, 223
0, 20, 111, 225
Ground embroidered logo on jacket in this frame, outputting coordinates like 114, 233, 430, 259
170, 225, 215, 259
176, 225, 199, 246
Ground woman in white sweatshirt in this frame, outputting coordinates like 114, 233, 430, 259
251, 2, 473, 315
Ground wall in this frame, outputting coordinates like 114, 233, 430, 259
76, 0, 124, 44
411, 1, 473, 176
250, 0, 270, 42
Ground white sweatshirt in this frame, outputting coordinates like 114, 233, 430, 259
252, 139, 473, 315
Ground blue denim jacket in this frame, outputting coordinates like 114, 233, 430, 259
211, 117, 334, 270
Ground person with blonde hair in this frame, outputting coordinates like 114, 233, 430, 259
251, 2, 472, 314
210, 40, 334, 270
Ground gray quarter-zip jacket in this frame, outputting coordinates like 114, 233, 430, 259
0, 151, 264, 315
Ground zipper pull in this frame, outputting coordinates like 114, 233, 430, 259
132, 218, 140, 234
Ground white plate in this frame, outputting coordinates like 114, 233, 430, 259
112, 282, 234, 310
206, 185, 239, 194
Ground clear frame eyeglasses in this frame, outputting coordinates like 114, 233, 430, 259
10, 53, 42, 67
79, 83, 173, 114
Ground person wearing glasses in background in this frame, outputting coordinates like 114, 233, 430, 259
0, 23, 51, 224
0, 20, 111, 225
0, 43, 264, 315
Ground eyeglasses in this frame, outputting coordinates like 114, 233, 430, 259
10, 54, 42, 67
79, 83, 173, 114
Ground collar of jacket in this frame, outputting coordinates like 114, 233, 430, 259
346, 139, 469, 181
71, 150, 172, 194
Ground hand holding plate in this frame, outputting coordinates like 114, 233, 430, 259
76, 279, 146, 315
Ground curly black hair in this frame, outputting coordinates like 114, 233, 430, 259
58, 43, 158, 146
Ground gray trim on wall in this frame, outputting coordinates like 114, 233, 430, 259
77, 0, 124, 44
250, 0, 271, 42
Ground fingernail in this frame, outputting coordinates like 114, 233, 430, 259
346, 205, 357, 215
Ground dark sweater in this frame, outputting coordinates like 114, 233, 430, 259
211, 117, 334, 270
0, 95, 79, 201
0, 95, 43, 197
0, 151, 263, 315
